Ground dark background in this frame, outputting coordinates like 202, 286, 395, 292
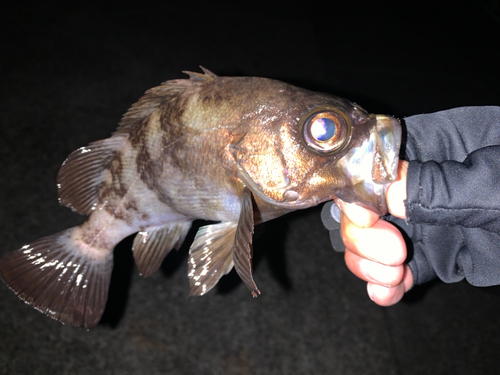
1, 1, 500, 374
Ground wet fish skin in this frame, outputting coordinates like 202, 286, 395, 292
0, 68, 401, 328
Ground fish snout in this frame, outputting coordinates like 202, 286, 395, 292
337, 114, 401, 215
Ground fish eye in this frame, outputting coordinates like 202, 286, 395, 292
300, 107, 352, 154
310, 118, 336, 141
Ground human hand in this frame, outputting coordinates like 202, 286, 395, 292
337, 160, 413, 306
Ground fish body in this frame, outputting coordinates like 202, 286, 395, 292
0, 68, 401, 328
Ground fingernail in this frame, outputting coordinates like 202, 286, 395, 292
330, 202, 341, 223
367, 283, 375, 301
334, 198, 345, 212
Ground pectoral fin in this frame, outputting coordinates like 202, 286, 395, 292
133, 222, 192, 278
187, 222, 237, 296
187, 188, 260, 297
232, 187, 260, 297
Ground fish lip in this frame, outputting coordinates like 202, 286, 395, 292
373, 114, 402, 183
337, 114, 402, 215
368, 115, 402, 214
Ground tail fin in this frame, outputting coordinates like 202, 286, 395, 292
0, 227, 113, 328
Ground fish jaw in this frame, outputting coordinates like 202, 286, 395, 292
336, 114, 401, 215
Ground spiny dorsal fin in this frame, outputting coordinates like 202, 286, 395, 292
133, 222, 192, 278
187, 222, 237, 296
57, 136, 126, 216
182, 66, 217, 81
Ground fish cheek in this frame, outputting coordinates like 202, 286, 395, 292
230, 132, 291, 203
308, 161, 348, 200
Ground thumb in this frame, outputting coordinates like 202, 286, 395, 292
386, 160, 408, 219
335, 198, 379, 228
336, 160, 408, 226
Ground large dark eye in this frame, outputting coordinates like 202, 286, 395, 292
300, 106, 351, 154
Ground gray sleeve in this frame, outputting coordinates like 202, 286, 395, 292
402, 106, 500, 286
405, 146, 500, 233
388, 216, 500, 287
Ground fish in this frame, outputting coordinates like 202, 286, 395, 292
0, 67, 401, 328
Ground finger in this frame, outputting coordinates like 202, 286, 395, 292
341, 216, 406, 266
402, 264, 413, 291
366, 265, 413, 306
344, 250, 405, 287
367, 282, 406, 306
335, 198, 379, 228
386, 160, 408, 219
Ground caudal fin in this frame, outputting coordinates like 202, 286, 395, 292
0, 227, 113, 328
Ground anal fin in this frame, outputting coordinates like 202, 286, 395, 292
0, 227, 113, 328
133, 222, 192, 278
187, 222, 237, 296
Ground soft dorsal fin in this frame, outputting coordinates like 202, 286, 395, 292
133, 222, 192, 278
57, 68, 218, 216
57, 136, 126, 216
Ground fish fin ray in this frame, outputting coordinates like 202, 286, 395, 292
57, 136, 126, 215
233, 187, 260, 297
182, 66, 217, 82
133, 222, 192, 278
187, 222, 236, 296
114, 68, 215, 136
199, 66, 217, 78
0, 227, 113, 328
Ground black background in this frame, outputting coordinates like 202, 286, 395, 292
1, 1, 500, 374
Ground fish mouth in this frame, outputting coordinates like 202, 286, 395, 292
337, 114, 402, 215
373, 115, 402, 184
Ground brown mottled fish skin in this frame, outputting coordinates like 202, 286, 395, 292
0, 68, 401, 328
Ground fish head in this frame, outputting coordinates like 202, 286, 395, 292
229, 81, 401, 216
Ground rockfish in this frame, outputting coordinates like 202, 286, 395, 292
0, 68, 401, 328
